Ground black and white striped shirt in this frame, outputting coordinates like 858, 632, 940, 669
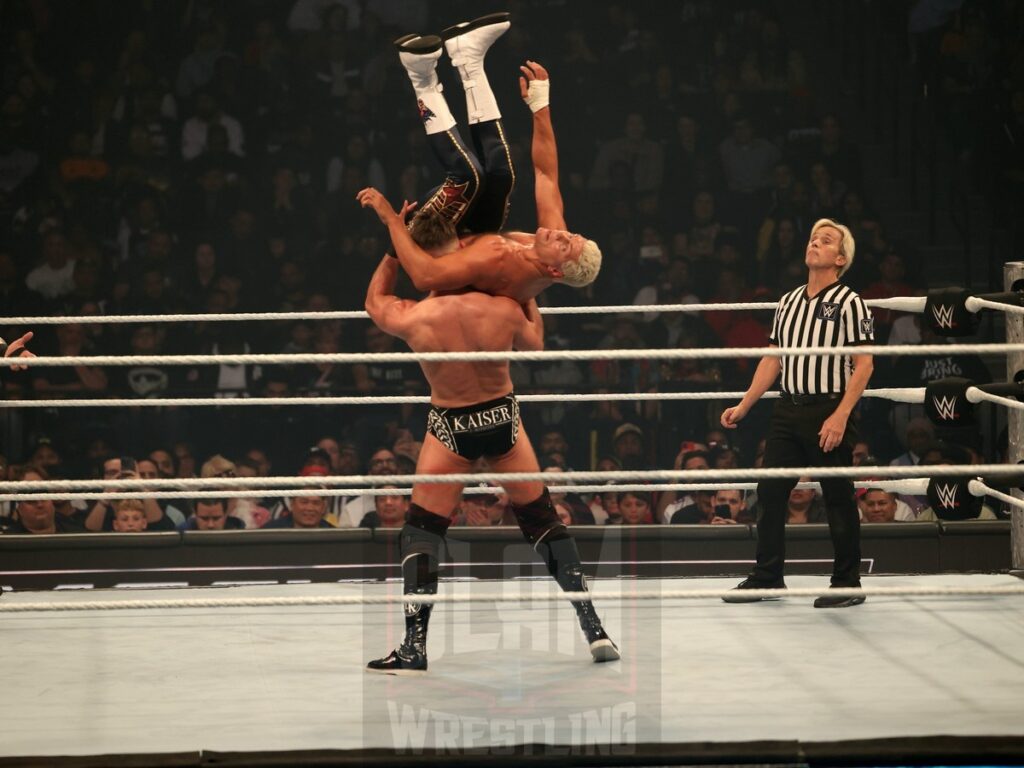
770, 281, 874, 395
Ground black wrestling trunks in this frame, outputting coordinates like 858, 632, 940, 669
426, 393, 520, 460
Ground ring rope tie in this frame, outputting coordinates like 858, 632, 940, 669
3, 342, 1024, 368
2, 464, 1021, 493
1, 584, 1022, 613
0, 296, 930, 326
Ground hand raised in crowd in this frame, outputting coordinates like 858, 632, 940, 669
3, 331, 36, 372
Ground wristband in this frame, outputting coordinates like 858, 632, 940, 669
524, 79, 550, 113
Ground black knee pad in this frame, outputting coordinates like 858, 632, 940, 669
512, 488, 563, 546
400, 503, 452, 594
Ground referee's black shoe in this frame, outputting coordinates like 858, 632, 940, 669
721, 576, 787, 603
813, 588, 866, 609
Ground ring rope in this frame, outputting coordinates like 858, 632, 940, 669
1, 584, 1022, 613
969, 480, 1024, 510
968, 296, 1024, 315
2, 464, 1020, 493
0, 387, 940, 409
3, 342, 1023, 369
0, 479, 942, 503
0, 297, 928, 326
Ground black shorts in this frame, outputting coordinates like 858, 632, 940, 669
426, 393, 520, 461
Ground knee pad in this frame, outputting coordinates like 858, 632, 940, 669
400, 503, 452, 594
512, 488, 563, 547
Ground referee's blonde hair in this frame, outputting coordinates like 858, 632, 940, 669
810, 218, 856, 277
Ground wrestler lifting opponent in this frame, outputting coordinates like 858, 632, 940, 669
361, 246, 619, 675
358, 14, 601, 302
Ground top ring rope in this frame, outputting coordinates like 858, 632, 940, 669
0, 297, 924, 326
2, 342, 1023, 368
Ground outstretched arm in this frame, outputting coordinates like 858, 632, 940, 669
520, 61, 566, 230
357, 187, 495, 292
365, 255, 418, 340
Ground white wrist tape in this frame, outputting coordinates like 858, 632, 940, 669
524, 79, 550, 112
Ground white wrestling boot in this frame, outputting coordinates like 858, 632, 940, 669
442, 12, 510, 124
394, 34, 455, 135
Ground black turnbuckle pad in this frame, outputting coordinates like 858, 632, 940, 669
924, 377, 974, 426
924, 288, 978, 337
926, 476, 981, 520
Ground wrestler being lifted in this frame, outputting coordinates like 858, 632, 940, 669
360, 249, 619, 676
357, 12, 601, 302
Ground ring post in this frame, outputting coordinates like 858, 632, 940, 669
1005, 262, 1024, 573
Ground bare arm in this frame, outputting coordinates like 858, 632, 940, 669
357, 187, 498, 292
720, 350, 781, 428
519, 61, 566, 230
513, 299, 545, 351
364, 255, 418, 340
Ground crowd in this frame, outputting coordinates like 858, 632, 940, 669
2, 0, 1020, 532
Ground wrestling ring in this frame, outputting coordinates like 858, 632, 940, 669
2, 275, 1024, 767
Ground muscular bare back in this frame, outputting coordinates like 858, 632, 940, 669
399, 291, 529, 407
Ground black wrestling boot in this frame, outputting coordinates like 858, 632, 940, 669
367, 603, 432, 676
574, 599, 621, 662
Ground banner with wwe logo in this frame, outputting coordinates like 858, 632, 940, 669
924, 377, 973, 425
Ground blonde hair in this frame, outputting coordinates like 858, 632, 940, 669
114, 498, 145, 515
560, 239, 602, 287
810, 218, 856, 277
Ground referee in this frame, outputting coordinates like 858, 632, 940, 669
720, 219, 874, 608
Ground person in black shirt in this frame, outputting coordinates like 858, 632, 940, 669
720, 218, 874, 608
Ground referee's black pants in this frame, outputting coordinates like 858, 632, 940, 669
752, 399, 861, 586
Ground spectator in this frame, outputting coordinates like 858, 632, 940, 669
588, 112, 664, 194
857, 488, 916, 522
611, 422, 648, 470
661, 449, 711, 524
137, 457, 188, 526
179, 498, 245, 530
5, 494, 86, 534
25, 232, 75, 300
711, 489, 751, 524
364, 487, 409, 529
264, 492, 335, 529
613, 490, 654, 525
112, 499, 148, 532
782, 479, 826, 524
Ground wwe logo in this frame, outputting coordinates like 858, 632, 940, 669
932, 395, 959, 421
935, 483, 958, 508
821, 304, 836, 318
931, 304, 955, 329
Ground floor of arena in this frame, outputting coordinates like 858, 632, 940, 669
3, 574, 1023, 767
